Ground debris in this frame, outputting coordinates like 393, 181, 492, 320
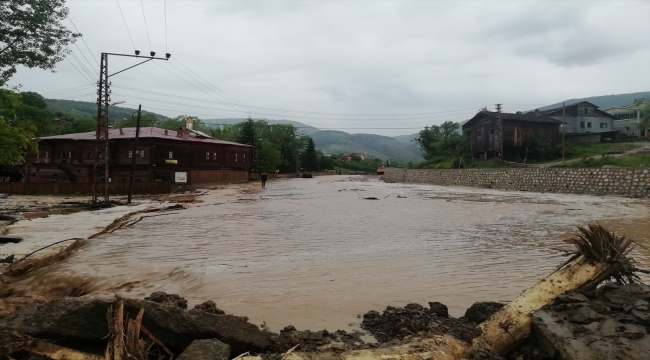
0, 214, 22, 221
193, 300, 225, 315
397, 195, 407, 198
463, 302, 505, 324
0, 236, 22, 244
177, 339, 231, 360
0, 254, 15, 263
144, 291, 188, 309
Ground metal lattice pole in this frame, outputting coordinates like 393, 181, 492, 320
92, 53, 110, 203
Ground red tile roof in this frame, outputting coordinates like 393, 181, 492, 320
40, 127, 252, 147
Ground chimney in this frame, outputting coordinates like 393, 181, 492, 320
164, 129, 168, 136
119, 128, 124, 135
185, 118, 193, 130
534, 109, 541, 116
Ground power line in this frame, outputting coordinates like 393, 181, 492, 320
66, 47, 97, 81
140, 0, 152, 51
111, 83, 483, 119
166, 60, 258, 116
43, 85, 94, 96
116, 0, 137, 51
67, 16, 100, 67
112, 90, 477, 122
172, 58, 261, 116
70, 41, 98, 77
65, 55, 95, 84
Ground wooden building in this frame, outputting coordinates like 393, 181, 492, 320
462, 110, 562, 161
24, 127, 253, 186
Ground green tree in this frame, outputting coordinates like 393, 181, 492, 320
209, 124, 239, 142
237, 116, 257, 146
301, 136, 319, 171
319, 153, 334, 170
634, 100, 650, 137
0, 0, 81, 83
0, 88, 37, 165
20, 91, 47, 109
117, 113, 158, 128
414, 121, 470, 166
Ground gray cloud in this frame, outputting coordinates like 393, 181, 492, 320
7, 0, 649, 136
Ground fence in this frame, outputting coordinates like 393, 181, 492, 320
0, 182, 172, 195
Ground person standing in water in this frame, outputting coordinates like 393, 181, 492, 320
260, 172, 268, 188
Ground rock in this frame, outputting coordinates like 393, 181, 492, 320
0, 298, 273, 355
428, 302, 449, 318
466, 348, 505, 360
144, 291, 188, 309
568, 307, 603, 324
533, 283, 650, 360
463, 302, 505, 324
193, 300, 225, 315
404, 303, 424, 311
176, 339, 230, 360
363, 310, 380, 320
555, 290, 588, 304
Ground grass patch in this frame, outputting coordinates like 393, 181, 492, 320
564, 143, 642, 159
553, 154, 650, 168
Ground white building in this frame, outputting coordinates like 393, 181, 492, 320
604, 104, 648, 137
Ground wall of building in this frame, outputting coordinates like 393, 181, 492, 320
383, 167, 650, 198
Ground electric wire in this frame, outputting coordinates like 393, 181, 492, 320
66, 47, 97, 81
70, 41, 98, 77
43, 85, 94, 96
115, 0, 137, 51
140, 0, 152, 51
172, 58, 261, 116
111, 84, 484, 119
67, 16, 100, 66
65, 55, 95, 85
153, 62, 251, 116
112, 91, 478, 123
166, 61, 260, 116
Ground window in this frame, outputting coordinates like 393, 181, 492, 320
44, 151, 49, 158
213, 152, 217, 160
587, 122, 592, 128
235, 154, 238, 162
128, 150, 133, 158
600, 123, 608, 128
584, 108, 588, 115
168, 151, 173, 159
140, 150, 145, 158
206, 152, 210, 160
58, 151, 64, 159
244, 154, 246, 159
580, 121, 585, 128
68, 151, 72, 159
476, 130, 482, 137
625, 127, 630, 131
489, 128, 494, 135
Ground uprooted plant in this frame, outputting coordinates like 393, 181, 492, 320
560, 222, 649, 291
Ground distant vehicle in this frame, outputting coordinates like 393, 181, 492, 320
376, 166, 386, 175
302, 172, 313, 178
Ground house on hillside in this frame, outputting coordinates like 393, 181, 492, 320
462, 110, 562, 161
342, 153, 365, 161
605, 103, 648, 137
25, 120, 253, 185
542, 101, 618, 143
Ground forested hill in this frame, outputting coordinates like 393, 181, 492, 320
310, 130, 423, 162
538, 91, 650, 111
45, 99, 169, 121
202, 118, 321, 135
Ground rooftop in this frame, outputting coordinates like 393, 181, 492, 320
39, 127, 252, 147
462, 111, 562, 128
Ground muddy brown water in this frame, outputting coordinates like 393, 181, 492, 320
35, 176, 650, 332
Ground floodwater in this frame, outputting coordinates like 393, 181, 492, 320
45, 176, 650, 331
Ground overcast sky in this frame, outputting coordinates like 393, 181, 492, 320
9, 0, 650, 136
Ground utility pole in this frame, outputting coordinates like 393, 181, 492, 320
562, 101, 566, 162
127, 105, 142, 204
496, 103, 503, 161
92, 51, 170, 204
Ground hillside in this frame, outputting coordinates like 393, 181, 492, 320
45, 99, 169, 121
311, 130, 423, 162
202, 118, 320, 135
538, 91, 650, 111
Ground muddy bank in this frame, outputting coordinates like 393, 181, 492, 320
2, 283, 649, 360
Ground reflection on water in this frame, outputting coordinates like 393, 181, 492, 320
53, 176, 650, 331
